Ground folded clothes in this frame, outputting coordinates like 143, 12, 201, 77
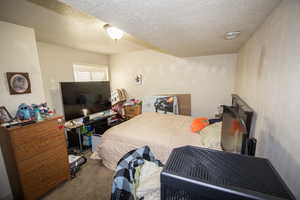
111, 146, 163, 200
136, 160, 162, 200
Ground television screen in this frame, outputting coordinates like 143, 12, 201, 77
221, 106, 247, 153
60, 82, 111, 121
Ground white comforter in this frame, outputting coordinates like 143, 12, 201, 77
96, 112, 222, 170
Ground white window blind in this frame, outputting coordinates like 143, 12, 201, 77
73, 64, 109, 82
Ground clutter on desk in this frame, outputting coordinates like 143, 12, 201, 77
111, 103, 125, 118
111, 88, 128, 118
108, 115, 123, 125
78, 124, 94, 147
111, 88, 128, 106
80, 124, 94, 135
64, 120, 84, 130
111, 87, 142, 119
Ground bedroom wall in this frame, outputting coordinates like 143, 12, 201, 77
37, 41, 109, 115
0, 21, 45, 200
0, 22, 46, 116
235, 0, 300, 197
110, 50, 237, 117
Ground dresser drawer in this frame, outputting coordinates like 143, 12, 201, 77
10, 120, 65, 162
10, 119, 62, 146
18, 145, 69, 200
17, 143, 68, 175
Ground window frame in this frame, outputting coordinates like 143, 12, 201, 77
73, 64, 109, 82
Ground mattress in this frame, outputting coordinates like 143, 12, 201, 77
96, 112, 222, 170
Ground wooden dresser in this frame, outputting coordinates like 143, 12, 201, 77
124, 104, 142, 119
0, 116, 69, 200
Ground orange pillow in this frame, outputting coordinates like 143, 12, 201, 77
191, 117, 209, 133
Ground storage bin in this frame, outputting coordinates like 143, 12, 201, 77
92, 134, 101, 152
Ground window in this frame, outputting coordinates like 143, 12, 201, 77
73, 64, 109, 82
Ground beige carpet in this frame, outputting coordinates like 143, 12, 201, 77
42, 153, 114, 200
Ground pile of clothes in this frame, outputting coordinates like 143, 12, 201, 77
111, 146, 163, 200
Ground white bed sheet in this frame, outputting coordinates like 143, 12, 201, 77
96, 112, 222, 170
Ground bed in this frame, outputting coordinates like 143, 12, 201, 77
95, 94, 254, 170
97, 112, 222, 170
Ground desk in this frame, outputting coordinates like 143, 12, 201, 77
65, 111, 117, 153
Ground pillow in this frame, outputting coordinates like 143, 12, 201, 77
199, 122, 222, 150
191, 117, 209, 133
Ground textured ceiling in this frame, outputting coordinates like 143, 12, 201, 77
61, 0, 281, 57
0, 0, 158, 55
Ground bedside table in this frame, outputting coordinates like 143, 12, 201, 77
124, 104, 142, 119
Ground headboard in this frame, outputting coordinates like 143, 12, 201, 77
231, 94, 254, 138
221, 94, 256, 156
158, 94, 191, 116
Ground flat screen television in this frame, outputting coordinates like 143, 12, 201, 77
60, 81, 111, 121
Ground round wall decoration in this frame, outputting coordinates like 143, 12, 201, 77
6, 72, 31, 95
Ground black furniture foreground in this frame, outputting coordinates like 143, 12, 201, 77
161, 146, 295, 200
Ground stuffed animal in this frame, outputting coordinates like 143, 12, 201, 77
39, 102, 49, 115
31, 104, 43, 121
16, 103, 34, 120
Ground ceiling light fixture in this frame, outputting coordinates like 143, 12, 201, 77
225, 31, 241, 40
103, 24, 124, 40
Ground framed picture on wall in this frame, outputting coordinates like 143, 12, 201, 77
135, 74, 142, 85
0, 106, 13, 124
6, 72, 31, 95
142, 95, 179, 115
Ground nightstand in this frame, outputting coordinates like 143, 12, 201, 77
124, 104, 142, 119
